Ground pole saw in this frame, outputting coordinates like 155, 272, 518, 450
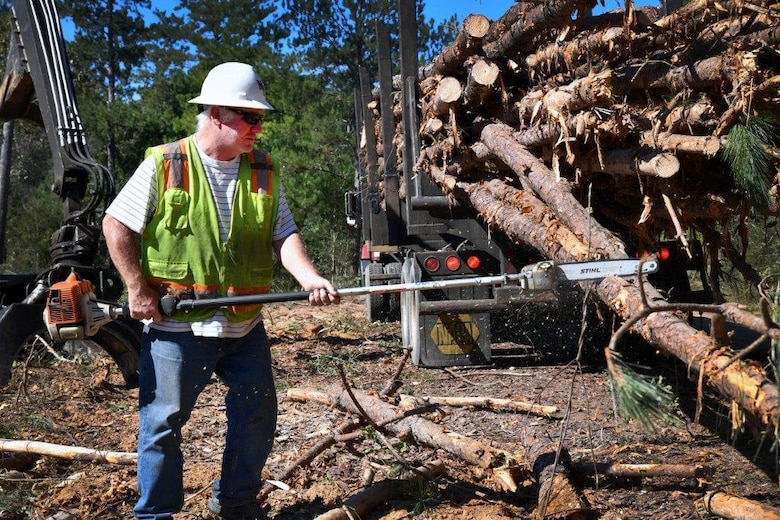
43, 258, 658, 342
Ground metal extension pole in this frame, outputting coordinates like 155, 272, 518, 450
165, 273, 525, 315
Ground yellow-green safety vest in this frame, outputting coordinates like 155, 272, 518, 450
141, 136, 280, 322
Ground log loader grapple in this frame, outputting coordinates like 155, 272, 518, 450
0, 0, 141, 388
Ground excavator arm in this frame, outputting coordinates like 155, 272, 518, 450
0, 0, 140, 388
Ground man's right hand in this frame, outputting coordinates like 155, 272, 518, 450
128, 284, 163, 322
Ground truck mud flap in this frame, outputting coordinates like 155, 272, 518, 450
0, 303, 46, 387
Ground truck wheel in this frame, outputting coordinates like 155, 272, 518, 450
364, 262, 386, 323
400, 259, 421, 364
384, 262, 402, 322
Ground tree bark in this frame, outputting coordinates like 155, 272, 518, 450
423, 161, 592, 262
542, 70, 614, 119
526, 27, 625, 73
584, 148, 680, 178
699, 490, 780, 520
639, 131, 723, 156
572, 461, 715, 479
483, 0, 582, 59
397, 394, 559, 417
480, 123, 627, 259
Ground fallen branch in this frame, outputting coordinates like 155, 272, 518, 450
286, 385, 528, 490
257, 419, 361, 502
572, 461, 715, 480
397, 393, 559, 417
0, 439, 136, 465
313, 460, 445, 520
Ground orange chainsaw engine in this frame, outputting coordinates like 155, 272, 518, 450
44, 272, 128, 341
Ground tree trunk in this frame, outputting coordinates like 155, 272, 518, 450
427, 76, 462, 117
480, 123, 627, 259
423, 160, 592, 262
584, 148, 680, 177
528, 441, 591, 519
464, 58, 499, 107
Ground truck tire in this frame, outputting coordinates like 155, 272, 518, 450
364, 262, 386, 323
92, 318, 142, 389
384, 262, 403, 322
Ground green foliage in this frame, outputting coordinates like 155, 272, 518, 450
722, 116, 778, 210
279, 0, 456, 92
261, 53, 361, 285
606, 349, 682, 432
405, 479, 436, 515
2, 186, 62, 272
153, 0, 285, 67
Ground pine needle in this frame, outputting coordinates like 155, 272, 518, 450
722, 115, 778, 210
606, 349, 682, 432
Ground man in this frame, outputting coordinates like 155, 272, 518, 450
103, 61, 339, 520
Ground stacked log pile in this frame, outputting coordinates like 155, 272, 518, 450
363, 2, 780, 432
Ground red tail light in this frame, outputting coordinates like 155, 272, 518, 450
445, 255, 461, 271
466, 255, 481, 269
657, 247, 671, 261
424, 256, 440, 272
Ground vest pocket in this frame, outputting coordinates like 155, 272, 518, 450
146, 258, 190, 282
245, 193, 274, 235
163, 188, 191, 231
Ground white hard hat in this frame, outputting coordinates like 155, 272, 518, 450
188, 62, 274, 110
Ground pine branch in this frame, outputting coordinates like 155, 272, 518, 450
605, 349, 682, 433
722, 115, 778, 210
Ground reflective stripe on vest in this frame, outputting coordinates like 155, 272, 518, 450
160, 143, 273, 195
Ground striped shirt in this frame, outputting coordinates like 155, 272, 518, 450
106, 140, 298, 337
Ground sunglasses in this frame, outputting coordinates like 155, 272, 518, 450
225, 107, 264, 126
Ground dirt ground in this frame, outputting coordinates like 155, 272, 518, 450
1, 299, 778, 519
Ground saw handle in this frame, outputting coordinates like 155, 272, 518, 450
159, 295, 177, 316
159, 291, 313, 316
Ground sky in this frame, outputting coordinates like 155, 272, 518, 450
59, 1, 664, 42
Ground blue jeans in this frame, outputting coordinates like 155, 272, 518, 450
133, 324, 277, 519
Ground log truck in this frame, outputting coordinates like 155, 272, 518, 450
0, 0, 141, 388
345, 0, 709, 367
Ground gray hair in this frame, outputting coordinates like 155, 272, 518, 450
196, 105, 236, 131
